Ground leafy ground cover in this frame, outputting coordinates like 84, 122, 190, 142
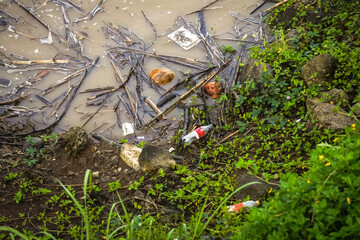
1, 0, 360, 239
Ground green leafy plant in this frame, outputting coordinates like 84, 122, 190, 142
238, 123, 360, 239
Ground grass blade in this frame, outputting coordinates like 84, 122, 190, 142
0, 226, 30, 240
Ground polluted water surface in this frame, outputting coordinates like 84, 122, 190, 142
0, 0, 273, 142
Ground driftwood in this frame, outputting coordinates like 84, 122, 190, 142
74, 0, 105, 23
61, 4, 70, 24
264, 0, 289, 13
90, 132, 122, 147
42, 57, 98, 95
229, 11, 260, 25
0, 9, 19, 22
16, 66, 91, 136
53, 0, 83, 13
11, 59, 69, 65
143, 59, 231, 127
81, 98, 107, 127
250, 0, 269, 14
13, 0, 67, 44
180, 17, 224, 65
35, 94, 52, 106
8, 70, 49, 96
110, 60, 141, 127
0, 94, 27, 106
144, 97, 166, 120
107, 47, 208, 70
141, 10, 158, 38
185, 0, 221, 15
80, 86, 115, 94
49, 85, 73, 118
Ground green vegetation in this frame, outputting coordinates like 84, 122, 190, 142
240, 123, 360, 239
1, 0, 360, 239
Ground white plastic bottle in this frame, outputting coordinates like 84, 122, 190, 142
182, 124, 213, 145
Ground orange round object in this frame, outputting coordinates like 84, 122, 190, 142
203, 82, 222, 98
150, 68, 175, 85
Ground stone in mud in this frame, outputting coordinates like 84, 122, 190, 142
239, 59, 272, 86
307, 103, 355, 130
285, 29, 300, 47
306, 88, 349, 110
204, 82, 222, 98
301, 54, 337, 87
352, 103, 360, 116
120, 143, 142, 171
150, 68, 175, 85
64, 127, 89, 158
138, 145, 176, 172
234, 170, 275, 200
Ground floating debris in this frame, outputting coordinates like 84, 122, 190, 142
150, 67, 175, 85
168, 26, 201, 50
122, 122, 135, 136
203, 81, 222, 98
0, 78, 11, 88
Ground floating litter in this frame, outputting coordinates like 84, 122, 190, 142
168, 26, 200, 50
122, 122, 134, 136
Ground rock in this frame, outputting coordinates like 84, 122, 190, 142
306, 89, 349, 110
234, 170, 275, 200
239, 59, 272, 87
301, 54, 337, 87
67, 171, 76, 176
120, 143, 142, 171
138, 145, 176, 172
159, 207, 181, 223
204, 82, 222, 98
134, 190, 145, 199
320, 89, 349, 105
352, 103, 360, 116
64, 127, 89, 158
150, 68, 175, 85
285, 29, 300, 47
93, 171, 100, 178
111, 155, 119, 162
307, 103, 355, 130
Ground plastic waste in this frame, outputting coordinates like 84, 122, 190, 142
122, 122, 134, 136
182, 124, 213, 145
227, 200, 260, 212
168, 26, 201, 50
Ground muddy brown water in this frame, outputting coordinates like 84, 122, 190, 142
0, 0, 272, 141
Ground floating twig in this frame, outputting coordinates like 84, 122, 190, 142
144, 97, 166, 120
0, 94, 27, 106
35, 94, 52, 107
229, 11, 260, 25
141, 10, 158, 38
110, 60, 141, 127
42, 57, 99, 95
250, 0, 269, 14
264, 0, 289, 13
13, 0, 67, 44
81, 99, 107, 127
11, 59, 69, 65
107, 46, 208, 69
8, 70, 49, 96
80, 86, 115, 94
